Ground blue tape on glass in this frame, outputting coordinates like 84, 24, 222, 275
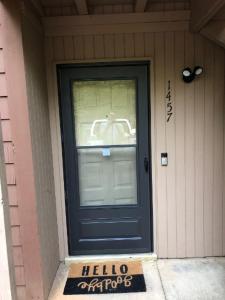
102, 148, 111, 157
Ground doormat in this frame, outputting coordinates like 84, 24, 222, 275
63, 260, 146, 295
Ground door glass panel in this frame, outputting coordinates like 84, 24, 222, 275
72, 80, 137, 206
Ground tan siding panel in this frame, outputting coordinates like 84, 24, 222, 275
84, 35, 94, 59
203, 39, 214, 257
194, 35, 205, 257
124, 33, 134, 58
144, 32, 154, 57
175, 31, 186, 257
154, 32, 167, 258
213, 46, 224, 256
49, 27, 225, 259
134, 32, 144, 57
73, 36, 84, 60
54, 36, 65, 60
64, 36, 74, 60
165, 31, 176, 258
223, 52, 225, 255
45, 37, 54, 63
184, 31, 195, 257
114, 33, 124, 58
104, 34, 115, 58
94, 35, 104, 58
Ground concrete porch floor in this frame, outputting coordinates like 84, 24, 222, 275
48, 257, 225, 300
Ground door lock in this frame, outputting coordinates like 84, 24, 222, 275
144, 157, 149, 172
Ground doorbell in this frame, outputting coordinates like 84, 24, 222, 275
161, 153, 168, 166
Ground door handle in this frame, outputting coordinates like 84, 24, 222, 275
144, 157, 149, 172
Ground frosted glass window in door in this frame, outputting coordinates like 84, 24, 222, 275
73, 80, 136, 146
72, 80, 137, 206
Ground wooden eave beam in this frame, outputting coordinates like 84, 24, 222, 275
190, 0, 225, 32
43, 10, 190, 36
200, 20, 225, 49
135, 0, 148, 12
44, 10, 190, 27
74, 0, 88, 15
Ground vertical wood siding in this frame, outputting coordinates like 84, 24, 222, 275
0, 18, 26, 299
22, 15, 59, 299
0, 139, 16, 300
46, 30, 225, 258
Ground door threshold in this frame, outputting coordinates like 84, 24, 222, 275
65, 253, 157, 265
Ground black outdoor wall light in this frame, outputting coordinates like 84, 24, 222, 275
182, 66, 203, 83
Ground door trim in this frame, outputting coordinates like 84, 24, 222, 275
46, 57, 157, 260
65, 253, 158, 265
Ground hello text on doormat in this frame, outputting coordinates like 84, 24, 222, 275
63, 261, 146, 295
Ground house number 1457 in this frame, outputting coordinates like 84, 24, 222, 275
166, 80, 173, 122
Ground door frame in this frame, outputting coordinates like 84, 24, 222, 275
46, 57, 157, 260
58, 62, 152, 255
